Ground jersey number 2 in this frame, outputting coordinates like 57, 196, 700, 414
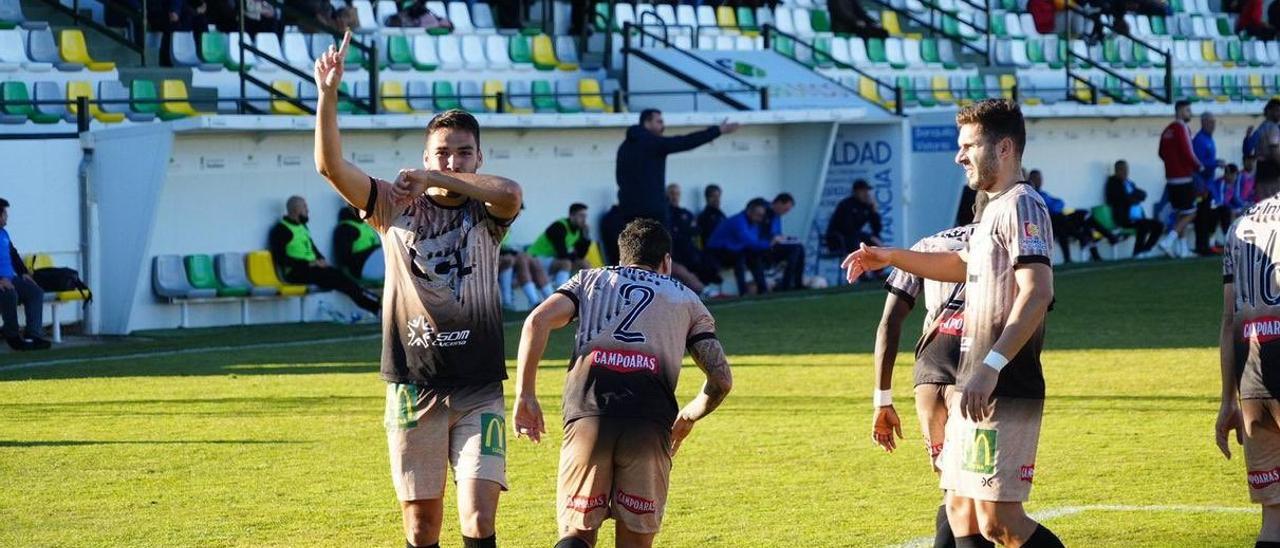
612, 284, 655, 343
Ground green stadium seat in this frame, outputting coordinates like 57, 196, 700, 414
509, 34, 533, 66
131, 80, 185, 121
773, 35, 796, 59
737, 6, 757, 32
813, 35, 834, 68
2, 81, 59, 124
531, 80, 557, 112
387, 35, 414, 71
433, 80, 461, 111
201, 31, 229, 66
866, 38, 887, 64
810, 9, 831, 33
1150, 15, 1167, 35
186, 254, 249, 297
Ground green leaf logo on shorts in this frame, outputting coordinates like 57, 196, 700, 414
481, 413, 505, 457
384, 384, 419, 430
962, 428, 998, 474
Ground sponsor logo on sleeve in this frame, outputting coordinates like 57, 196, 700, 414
1243, 317, 1280, 344
615, 489, 658, 514
565, 494, 608, 513
1021, 222, 1048, 255
588, 349, 659, 374
1249, 467, 1280, 490
1020, 464, 1035, 483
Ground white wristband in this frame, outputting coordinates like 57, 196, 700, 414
983, 351, 1010, 372
873, 389, 893, 407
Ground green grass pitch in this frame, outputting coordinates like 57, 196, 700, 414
0, 258, 1260, 546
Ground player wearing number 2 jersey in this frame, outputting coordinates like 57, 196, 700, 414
513, 219, 734, 548
1218, 190, 1280, 547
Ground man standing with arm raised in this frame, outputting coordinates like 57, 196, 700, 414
312, 33, 522, 548
844, 99, 1063, 548
615, 109, 738, 227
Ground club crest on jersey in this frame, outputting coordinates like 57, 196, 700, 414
1249, 467, 1280, 490
1243, 317, 1280, 344
1021, 222, 1048, 254
615, 490, 657, 514
588, 349, 658, 374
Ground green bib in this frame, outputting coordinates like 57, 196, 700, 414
341, 219, 380, 255
528, 218, 582, 258
279, 218, 317, 262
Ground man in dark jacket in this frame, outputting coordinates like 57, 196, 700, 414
332, 205, 383, 283
1105, 160, 1165, 258
0, 198, 49, 351
615, 109, 738, 227
826, 179, 883, 255
697, 184, 726, 246
268, 196, 380, 314
668, 183, 720, 294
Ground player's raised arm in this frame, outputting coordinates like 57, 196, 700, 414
871, 292, 911, 452
1217, 281, 1243, 459
842, 244, 967, 284
959, 263, 1053, 421
513, 292, 576, 443
313, 32, 372, 209
671, 337, 733, 455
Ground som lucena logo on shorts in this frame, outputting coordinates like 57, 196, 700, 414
406, 315, 472, 348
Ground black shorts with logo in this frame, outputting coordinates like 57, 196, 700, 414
1166, 181, 1198, 214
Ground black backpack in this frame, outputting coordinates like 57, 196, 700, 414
31, 267, 92, 304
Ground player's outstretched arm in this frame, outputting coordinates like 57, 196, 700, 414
958, 263, 1053, 421
842, 244, 966, 284
514, 293, 576, 443
871, 294, 911, 453
1217, 282, 1243, 459
400, 170, 523, 220
313, 31, 373, 210
671, 338, 734, 455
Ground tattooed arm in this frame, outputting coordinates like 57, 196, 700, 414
671, 337, 733, 455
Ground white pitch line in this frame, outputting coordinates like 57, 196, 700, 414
888, 504, 1254, 547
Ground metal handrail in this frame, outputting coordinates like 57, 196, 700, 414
1062, 3, 1173, 103
761, 24, 903, 115
31, 0, 146, 65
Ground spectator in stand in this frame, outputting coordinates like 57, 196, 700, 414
697, 184, 726, 247
1236, 0, 1277, 39
828, 0, 887, 38
1106, 160, 1165, 259
707, 198, 772, 296
1029, 169, 1116, 263
1193, 112, 1227, 255
615, 110, 738, 227
0, 198, 49, 351
333, 205, 384, 283
527, 203, 592, 287
385, 0, 453, 30
826, 179, 882, 256
667, 184, 720, 296
1204, 163, 1249, 236
269, 196, 381, 314
761, 193, 806, 292
1157, 100, 1203, 259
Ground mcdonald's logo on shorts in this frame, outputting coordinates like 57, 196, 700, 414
480, 413, 506, 457
962, 428, 997, 475
384, 383, 420, 430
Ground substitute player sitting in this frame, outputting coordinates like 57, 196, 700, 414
1216, 185, 1280, 547
513, 219, 734, 548
871, 223, 977, 548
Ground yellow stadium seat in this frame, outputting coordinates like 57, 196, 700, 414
483, 80, 504, 112
1200, 40, 1217, 63
579, 78, 607, 112
66, 81, 124, 123
881, 11, 904, 37
1192, 74, 1215, 101
999, 74, 1017, 100
25, 253, 87, 302
859, 76, 894, 110
380, 81, 413, 113
246, 250, 307, 296
1135, 74, 1154, 102
160, 80, 202, 117
932, 76, 956, 105
269, 81, 305, 115
531, 34, 558, 70
716, 6, 738, 32
59, 29, 115, 71
1250, 74, 1268, 100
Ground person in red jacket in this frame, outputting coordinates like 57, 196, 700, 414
1157, 100, 1203, 258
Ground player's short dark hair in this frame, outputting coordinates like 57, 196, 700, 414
618, 218, 671, 268
853, 179, 871, 191
1174, 99, 1192, 111
1114, 159, 1127, 169
773, 193, 794, 205
569, 202, 588, 215
1029, 169, 1041, 177
1267, 98, 1280, 113
705, 184, 721, 196
640, 109, 661, 125
1226, 163, 1239, 174
0, 198, 8, 211
955, 99, 1025, 158
746, 197, 769, 211
425, 109, 481, 146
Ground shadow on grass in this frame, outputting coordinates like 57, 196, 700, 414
0, 259, 1226, 382
0, 439, 307, 447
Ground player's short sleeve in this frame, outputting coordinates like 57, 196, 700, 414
554, 270, 585, 318
1004, 193, 1054, 266
686, 297, 717, 349
1223, 231, 1237, 284
361, 177, 397, 233
469, 199, 513, 243
883, 239, 928, 306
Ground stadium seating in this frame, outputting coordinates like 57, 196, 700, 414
21, 253, 85, 343
59, 29, 114, 71
214, 253, 277, 297
245, 250, 307, 297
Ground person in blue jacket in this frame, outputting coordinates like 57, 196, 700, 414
706, 198, 774, 296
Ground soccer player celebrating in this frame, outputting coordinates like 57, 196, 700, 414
870, 223, 975, 548
844, 100, 1063, 548
1216, 184, 1280, 547
513, 219, 733, 548
313, 32, 522, 548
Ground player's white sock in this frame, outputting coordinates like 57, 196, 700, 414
553, 270, 571, 287
522, 282, 543, 306
499, 268, 514, 306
